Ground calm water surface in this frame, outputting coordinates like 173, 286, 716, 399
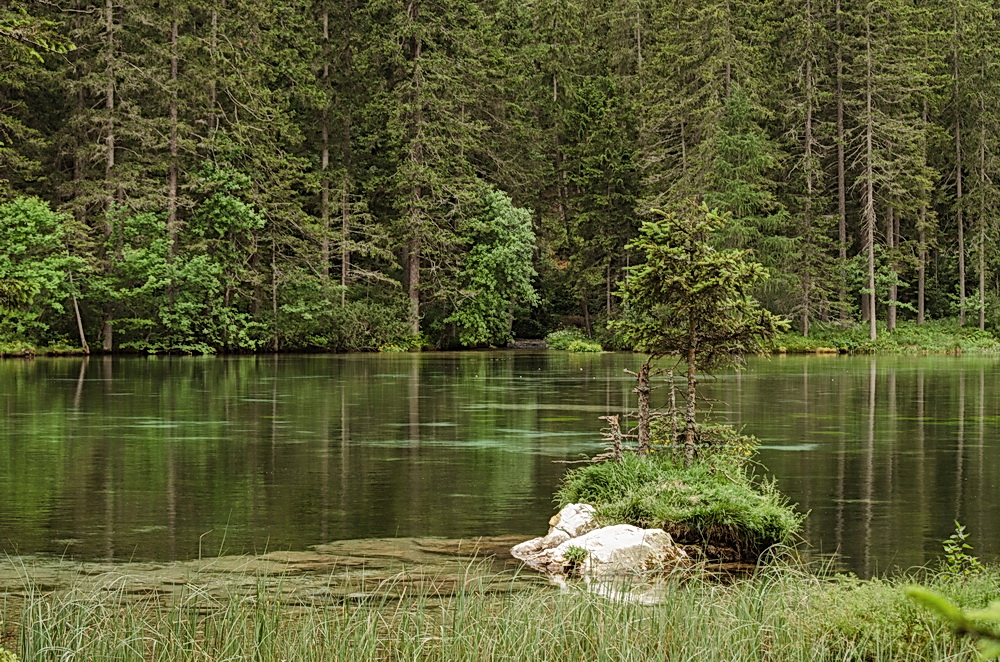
1, 352, 997, 576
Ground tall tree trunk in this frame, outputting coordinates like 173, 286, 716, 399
320, 10, 331, 280
863, 12, 877, 341
101, 0, 116, 353
887, 206, 897, 331
953, 6, 966, 325
918, 101, 929, 324
69, 271, 89, 353
208, 9, 219, 138
802, 22, 815, 337
836, 0, 849, 321
167, 16, 179, 256
979, 119, 987, 330
272, 236, 279, 352
406, 0, 422, 336
340, 0, 354, 307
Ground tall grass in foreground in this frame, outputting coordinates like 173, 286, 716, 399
5, 563, 998, 661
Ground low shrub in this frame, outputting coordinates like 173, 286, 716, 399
565, 338, 603, 352
546, 328, 603, 352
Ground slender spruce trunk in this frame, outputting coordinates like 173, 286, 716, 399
953, 6, 966, 325
918, 101, 929, 324
863, 11, 877, 341
633, 358, 652, 453
836, 0, 849, 321
340, 0, 354, 307
101, 0, 116, 352
320, 10, 331, 280
406, 0, 422, 336
802, 11, 815, 336
167, 16, 179, 256
887, 206, 897, 331
684, 318, 698, 466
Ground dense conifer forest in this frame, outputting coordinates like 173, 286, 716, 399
1, 0, 997, 353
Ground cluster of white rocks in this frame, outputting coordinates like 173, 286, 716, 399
511, 503, 687, 577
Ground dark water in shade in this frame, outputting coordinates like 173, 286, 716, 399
0, 352, 997, 576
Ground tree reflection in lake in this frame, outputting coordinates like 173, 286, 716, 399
0, 352, 997, 576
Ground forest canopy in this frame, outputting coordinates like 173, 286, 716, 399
0, 0, 997, 353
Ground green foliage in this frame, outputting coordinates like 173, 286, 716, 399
545, 328, 588, 349
613, 203, 786, 367
943, 521, 986, 577
276, 280, 412, 352
545, 328, 603, 352
907, 587, 1000, 660
768, 320, 1000, 354
0, 648, 17, 662
0, 197, 82, 344
565, 338, 602, 352
445, 189, 539, 346
555, 450, 802, 557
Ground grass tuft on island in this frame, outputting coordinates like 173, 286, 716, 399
3, 562, 999, 661
556, 441, 803, 560
768, 319, 1000, 354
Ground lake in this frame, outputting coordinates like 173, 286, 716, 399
1, 352, 997, 576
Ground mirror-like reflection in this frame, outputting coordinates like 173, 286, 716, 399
1, 352, 997, 575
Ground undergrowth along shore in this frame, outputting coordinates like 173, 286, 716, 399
550, 319, 1000, 354
766, 319, 1000, 354
5, 318, 999, 357
2, 561, 999, 661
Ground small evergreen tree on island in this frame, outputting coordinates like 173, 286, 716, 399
614, 201, 786, 465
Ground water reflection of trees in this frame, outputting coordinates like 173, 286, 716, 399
2, 354, 997, 573
715, 357, 998, 575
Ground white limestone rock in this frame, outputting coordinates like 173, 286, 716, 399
550, 524, 686, 577
512, 504, 687, 577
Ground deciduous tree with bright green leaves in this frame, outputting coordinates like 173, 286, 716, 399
445, 189, 538, 346
0, 197, 85, 345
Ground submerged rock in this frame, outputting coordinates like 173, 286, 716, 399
512, 504, 687, 577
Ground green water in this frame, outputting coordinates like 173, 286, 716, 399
0, 352, 996, 575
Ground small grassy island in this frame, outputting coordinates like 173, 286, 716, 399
556, 438, 802, 562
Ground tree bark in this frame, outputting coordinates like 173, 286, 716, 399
887, 206, 897, 330
953, 6, 966, 325
101, 0, 116, 353
633, 358, 652, 453
918, 101, 929, 324
320, 10, 331, 280
863, 11, 877, 341
684, 318, 697, 466
836, 0, 849, 321
167, 16, 179, 256
406, 0, 422, 337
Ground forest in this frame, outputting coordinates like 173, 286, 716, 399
0, 0, 997, 354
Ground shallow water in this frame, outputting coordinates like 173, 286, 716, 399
1, 352, 997, 577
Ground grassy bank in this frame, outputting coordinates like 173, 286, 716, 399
0, 341, 86, 358
768, 319, 1000, 354
2, 563, 998, 661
